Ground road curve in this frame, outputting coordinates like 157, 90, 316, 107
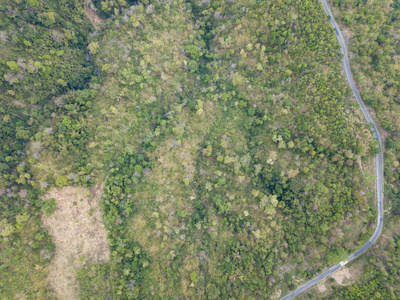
280, 1, 384, 299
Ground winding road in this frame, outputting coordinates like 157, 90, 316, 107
280, 1, 384, 299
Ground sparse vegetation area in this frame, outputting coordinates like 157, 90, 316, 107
42, 186, 109, 299
0, 0, 393, 299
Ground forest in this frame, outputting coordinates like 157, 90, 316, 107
0, 0, 395, 299
296, 0, 400, 299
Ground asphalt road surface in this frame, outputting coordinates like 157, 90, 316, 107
280, 1, 384, 299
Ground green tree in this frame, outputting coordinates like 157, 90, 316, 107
41, 198, 57, 217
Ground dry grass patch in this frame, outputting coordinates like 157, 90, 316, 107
319, 266, 358, 293
331, 267, 353, 285
42, 185, 109, 300
84, 6, 103, 30
314, 263, 363, 297
317, 280, 328, 293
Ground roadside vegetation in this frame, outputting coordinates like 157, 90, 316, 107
330, 0, 400, 216
295, 0, 400, 299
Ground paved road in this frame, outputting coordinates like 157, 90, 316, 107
280, 1, 384, 299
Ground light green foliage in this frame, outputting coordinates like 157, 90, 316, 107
0, 219, 14, 237
27, 0, 39, 8
15, 212, 30, 230
188, 60, 199, 73
88, 42, 99, 55
55, 176, 68, 187
41, 198, 57, 217
6, 61, 19, 71
185, 45, 202, 61
15, 212, 29, 224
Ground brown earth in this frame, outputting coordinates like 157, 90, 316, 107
42, 185, 109, 299
316, 264, 362, 295
84, 6, 103, 30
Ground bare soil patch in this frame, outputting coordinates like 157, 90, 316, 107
42, 185, 109, 300
13, 100, 26, 107
331, 267, 352, 285
84, 6, 103, 30
317, 280, 327, 293
315, 263, 363, 297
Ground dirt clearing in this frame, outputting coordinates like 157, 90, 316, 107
316, 264, 362, 295
42, 185, 109, 300
331, 267, 352, 284
84, 6, 103, 30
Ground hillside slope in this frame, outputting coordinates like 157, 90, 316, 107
0, 0, 381, 298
